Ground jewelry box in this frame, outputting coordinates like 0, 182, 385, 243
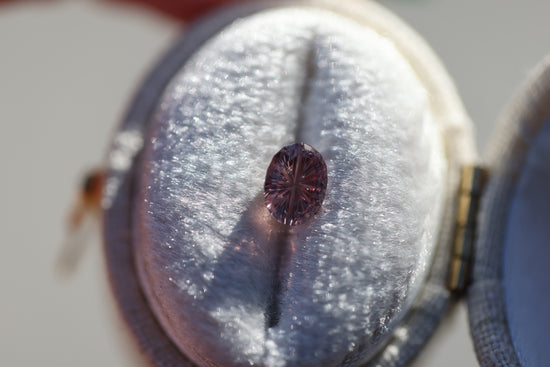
103, 1, 550, 365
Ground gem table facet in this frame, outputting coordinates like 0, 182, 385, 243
264, 143, 328, 226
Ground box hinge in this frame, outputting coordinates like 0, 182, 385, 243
446, 165, 488, 293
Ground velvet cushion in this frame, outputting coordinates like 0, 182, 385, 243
104, 1, 475, 366
136, 7, 447, 366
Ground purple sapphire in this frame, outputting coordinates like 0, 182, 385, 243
264, 143, 328, 226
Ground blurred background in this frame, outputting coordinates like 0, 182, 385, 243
1, 0, 549, 365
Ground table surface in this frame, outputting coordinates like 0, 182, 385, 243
2, 0, 549, 366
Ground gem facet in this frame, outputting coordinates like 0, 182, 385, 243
264, 143, 328, 226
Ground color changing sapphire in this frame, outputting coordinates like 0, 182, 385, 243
264, 143, 327, 226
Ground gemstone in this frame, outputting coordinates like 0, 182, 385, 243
264, 143, 327, 226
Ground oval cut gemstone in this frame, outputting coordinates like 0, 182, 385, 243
264, 143, 328, 226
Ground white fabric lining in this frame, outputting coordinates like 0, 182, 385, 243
136, 7, 447, 367
102, 1, 477, 366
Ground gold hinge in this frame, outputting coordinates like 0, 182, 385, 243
446, 165, 488, 293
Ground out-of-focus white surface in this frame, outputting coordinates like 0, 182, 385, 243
1, 0, 549, 366
382, 0, 550, 152
0, 2, 178, 366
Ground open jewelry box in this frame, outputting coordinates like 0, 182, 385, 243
102, 1, 550, 366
